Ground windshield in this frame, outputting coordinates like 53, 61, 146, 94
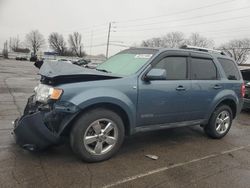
97, 49, 157, 75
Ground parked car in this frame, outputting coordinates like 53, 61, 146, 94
240, 68, 250, 110
13, 46, 244, 162
15, 56, 28, 61
72, 59, 90, 67
85, 61, 101, 69
30, 55, 38, 62
57, 59, 72, 64
33, 59, 73, 69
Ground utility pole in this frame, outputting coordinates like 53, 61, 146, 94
106, 22, 112, 59
3, 40, 8, 58
90, 30, 93, 56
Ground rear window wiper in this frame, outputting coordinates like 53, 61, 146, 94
96, 68, 111, 73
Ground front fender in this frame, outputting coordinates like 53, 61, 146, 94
68, 88, 136, 134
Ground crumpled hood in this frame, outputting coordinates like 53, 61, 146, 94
39, 61, 122, 85
39, 60, 119, 78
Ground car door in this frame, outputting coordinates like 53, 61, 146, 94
137, 51, 192, 126
188, 52, 222, 120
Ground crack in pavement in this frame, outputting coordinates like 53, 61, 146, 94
86, 164, 93, 188
3, 78, 22, 116
38, 155, 52, 188
11, 151, 21, 185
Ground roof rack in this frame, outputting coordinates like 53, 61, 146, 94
180, 45, 226, 55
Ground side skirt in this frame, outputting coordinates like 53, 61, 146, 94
134, 119, 205, 133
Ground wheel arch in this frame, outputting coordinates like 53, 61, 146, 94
210, 98, 237, 120
60, 102, 133, 137
217, 99, 237, 119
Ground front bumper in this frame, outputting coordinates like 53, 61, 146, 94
13, 95, 79, 151
14, 112, 60, 150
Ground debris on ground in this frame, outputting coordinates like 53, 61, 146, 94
145, 154, 159, 160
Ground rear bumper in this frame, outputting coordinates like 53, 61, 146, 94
13, 112, 60, 151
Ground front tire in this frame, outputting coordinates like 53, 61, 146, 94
204, 105, 233, 139
70, 108, 125, 162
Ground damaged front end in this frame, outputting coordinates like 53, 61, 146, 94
13, 94, 80, 151
13, 61, 121, 151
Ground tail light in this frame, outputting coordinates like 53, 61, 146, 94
241, 83, 246, 98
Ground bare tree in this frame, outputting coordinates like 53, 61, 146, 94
141, 32, 185, 48
68, 32, 85, 57
48, 32, 67, 55
162, 32, 185, 48
25, 30, 45, 55
9, 36, 20, 52
141, 37, 163, 47
186, 33, 214, 48
220, 39, 250, 64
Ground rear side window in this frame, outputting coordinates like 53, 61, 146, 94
190, 58, 217, 80
218, 58, 240, 80
241, 70, 250, 81
154, 56, 187, 80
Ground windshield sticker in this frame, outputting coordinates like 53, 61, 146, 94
134, 54, 153, 59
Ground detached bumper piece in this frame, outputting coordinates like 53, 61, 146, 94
13, 112, 60, 151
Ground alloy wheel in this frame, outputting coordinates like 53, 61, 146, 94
215, 110, 230, 134
83, 118, 118, 155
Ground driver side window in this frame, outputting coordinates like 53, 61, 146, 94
153, 56, 187, 80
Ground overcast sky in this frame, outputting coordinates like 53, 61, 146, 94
1, 0, 250, 56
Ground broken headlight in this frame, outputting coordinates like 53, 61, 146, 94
34, 84, 63, 103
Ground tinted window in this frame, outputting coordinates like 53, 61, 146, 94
191, 58, 217, 80
218, 58, 240, 80
154, 57, 187, 80
241, 69, 250, 81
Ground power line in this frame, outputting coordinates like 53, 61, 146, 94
84, 43, 106, 48
115, 6, 250, 29
115, 0, 237, 24
115, 14, 250, 33
110, 27, 250, 39
210, 33, 250, 40
9, 1, 245, 47
49, 0, 240, 38
60, 23, 108, 34
88, 16, 250, 41
82, 34, 109, 41
82, 29, 250, 51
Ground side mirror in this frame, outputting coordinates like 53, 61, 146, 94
145, 68, 167, 81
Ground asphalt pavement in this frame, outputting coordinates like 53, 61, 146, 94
0, 59, 250, 188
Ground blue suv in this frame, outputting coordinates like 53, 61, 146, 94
13, 46, 245, 162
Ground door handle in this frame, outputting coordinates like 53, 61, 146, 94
213, 84, 222, 89
176, 85, 186, 91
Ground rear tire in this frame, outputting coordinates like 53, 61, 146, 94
70, 108, 125, 162
204, 105, 233, 139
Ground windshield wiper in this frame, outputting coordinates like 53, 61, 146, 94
96, 68, 111, 73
